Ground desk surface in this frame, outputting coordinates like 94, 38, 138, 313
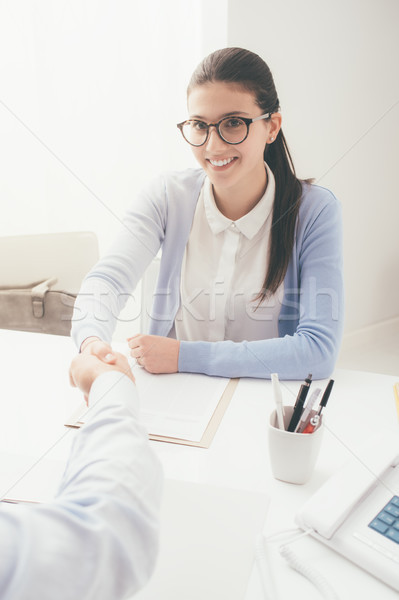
0, 330, 398, 600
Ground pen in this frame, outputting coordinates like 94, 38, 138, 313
394, 383, 399, 422
294, 388, 321, 433
302, 379, 334, 433
271, 373, 285, 430
287, 373, 312, 432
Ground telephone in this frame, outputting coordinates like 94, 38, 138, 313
295, 430, 399, 592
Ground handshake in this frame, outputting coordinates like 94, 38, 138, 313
69, 339, 134, 403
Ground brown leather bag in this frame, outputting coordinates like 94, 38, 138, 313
0, 277, 76, 336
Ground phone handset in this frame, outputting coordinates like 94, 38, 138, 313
296, 431, 399, 539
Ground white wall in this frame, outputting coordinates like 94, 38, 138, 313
0, 1, 230, 340
2, 1, 397, 338
0, 0, 212, 339
0, 0, 204, 254
227, 0, 399, 334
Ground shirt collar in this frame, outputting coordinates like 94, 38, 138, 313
203, 163, 275, 240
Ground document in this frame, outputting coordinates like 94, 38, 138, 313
135, 479, 269, 600
65, 367, 237, 447
0, 452, 66, 503
133, 367, 230, 442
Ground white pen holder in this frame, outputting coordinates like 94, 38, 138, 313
268, 406, 324, 485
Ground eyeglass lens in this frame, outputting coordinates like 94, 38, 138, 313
182, 117, 248, 145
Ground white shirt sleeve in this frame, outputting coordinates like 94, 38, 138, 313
0, 371, 163, 600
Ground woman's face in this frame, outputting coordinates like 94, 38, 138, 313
187, 81, 276, 197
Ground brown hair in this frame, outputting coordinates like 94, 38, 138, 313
188, 47, 304, 301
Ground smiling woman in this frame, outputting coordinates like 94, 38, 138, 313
72, 47, 344, 381
182, 82, 280, 220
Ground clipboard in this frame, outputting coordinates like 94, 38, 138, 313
65, 378, 239, 449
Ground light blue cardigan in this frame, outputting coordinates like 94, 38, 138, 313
72, 168, 344, 380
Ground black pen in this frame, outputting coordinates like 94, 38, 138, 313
287, 373, 312, 432
316, 379, 334, 416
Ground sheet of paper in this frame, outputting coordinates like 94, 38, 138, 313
135, 479, 269, 600
133, 367, 230, 442
0, 452, 66, 503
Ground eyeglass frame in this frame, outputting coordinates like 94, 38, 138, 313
176, 112, 272, 146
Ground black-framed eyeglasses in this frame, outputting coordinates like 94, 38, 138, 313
176, 113, 272, 146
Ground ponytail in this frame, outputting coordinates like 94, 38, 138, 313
189, 47, 306, 303
257, 130, 302, 302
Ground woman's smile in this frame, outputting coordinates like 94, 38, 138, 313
207, 156, 238, 169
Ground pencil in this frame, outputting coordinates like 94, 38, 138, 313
394, 383, 399, 422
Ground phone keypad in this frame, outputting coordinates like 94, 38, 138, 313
369, 496, 399, 544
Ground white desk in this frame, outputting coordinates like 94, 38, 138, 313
0, 330, 398, 599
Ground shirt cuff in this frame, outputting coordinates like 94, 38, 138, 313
86, 371, 139, 421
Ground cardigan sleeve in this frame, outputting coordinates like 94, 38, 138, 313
178, 188, 344, 380
71, 174, 167, 349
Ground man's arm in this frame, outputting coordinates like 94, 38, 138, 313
0, 356, 163, 600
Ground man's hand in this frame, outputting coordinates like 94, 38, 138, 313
127, 334, 180, 374
69, 351, 134, 403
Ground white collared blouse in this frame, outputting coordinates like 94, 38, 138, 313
175, 164, 283, 342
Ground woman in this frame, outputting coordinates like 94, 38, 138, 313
72, 47, 344, 380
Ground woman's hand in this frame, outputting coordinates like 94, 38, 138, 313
80, 337, 116, 364
127, 334, 180, 374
